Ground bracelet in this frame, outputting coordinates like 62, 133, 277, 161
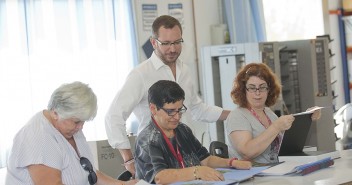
228, 157, 238, 167
121, 158, 135, 166
193, 166, 201, 180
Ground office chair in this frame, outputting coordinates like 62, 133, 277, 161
117, 170, 132, 181
209, 141, 229, 158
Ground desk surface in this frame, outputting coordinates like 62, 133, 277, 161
242, 149, 352, 185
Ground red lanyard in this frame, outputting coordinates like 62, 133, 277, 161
248, 108, 281, 150
248, 108, 272, 128
152, 117, 185, 168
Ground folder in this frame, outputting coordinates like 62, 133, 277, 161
170, 166, 268, 185
257, 157, 334, 176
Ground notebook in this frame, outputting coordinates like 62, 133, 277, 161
278, 113, 340, 162
278, 113, 313, 156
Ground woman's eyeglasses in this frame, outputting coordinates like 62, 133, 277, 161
246, 86, 269, 93
158, 104, 187, 117
80, 157, 97, 185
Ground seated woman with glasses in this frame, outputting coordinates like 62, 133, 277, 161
134, 80, 252, 184
224, 63, 321, 164
6, 82, 137, 185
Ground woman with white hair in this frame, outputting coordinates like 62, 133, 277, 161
6, 81, 137, 185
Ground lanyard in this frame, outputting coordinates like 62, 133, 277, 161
248, 108, 281, 153
248, 108, 272, 128
152, 117, 185, 168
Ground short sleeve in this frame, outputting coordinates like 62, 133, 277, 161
225, 108, 253, 137
13, 124, 67, 170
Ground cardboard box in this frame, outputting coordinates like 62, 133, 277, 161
343, 0, 352, 12
88, 137, 136, 178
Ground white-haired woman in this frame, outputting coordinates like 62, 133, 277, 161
6, 82, 137, 185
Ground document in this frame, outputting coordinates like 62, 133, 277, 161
170, 166, 269, 185
292, 106, 326, 116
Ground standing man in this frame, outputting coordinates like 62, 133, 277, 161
105, 15, 230, 175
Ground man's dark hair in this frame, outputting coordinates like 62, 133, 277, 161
148, 80, 185, 108
151, 15, 182, 38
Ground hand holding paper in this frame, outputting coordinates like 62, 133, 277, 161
292, 106, 325, 117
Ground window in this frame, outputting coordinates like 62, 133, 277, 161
263, 0, 325, 41
0, 0, 137, 167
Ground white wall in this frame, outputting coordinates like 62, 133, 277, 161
192, 0, 223, 148
193, 0, 223, 95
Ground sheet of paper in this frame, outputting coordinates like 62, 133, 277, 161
170, 180, 238, 185
170, 166, 269, 185
258, 161, 306, 176
292, 106, 325, 116
218, 166, 269, 181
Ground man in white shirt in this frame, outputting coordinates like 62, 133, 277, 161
105, 15, 230, 176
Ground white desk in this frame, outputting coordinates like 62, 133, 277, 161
242, 149, 352, 185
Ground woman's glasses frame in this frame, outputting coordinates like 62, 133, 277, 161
246, 86, 269, 93
158, 104, 188, 117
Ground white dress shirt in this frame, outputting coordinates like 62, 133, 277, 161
105, 52, 223, 149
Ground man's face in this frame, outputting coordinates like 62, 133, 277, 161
151, 26, 182, 65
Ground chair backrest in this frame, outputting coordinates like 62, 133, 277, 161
209, 141, 229, 158
117, 170, 132, 181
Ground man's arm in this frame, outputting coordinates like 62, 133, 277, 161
119, 149, 135, 176
105, 70, 145, 174
217, 110, 230, 121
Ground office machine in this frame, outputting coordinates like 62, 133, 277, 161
88, 137, 136, 178
279, 38, 336, 151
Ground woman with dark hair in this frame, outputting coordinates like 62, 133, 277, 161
134, 80, 251, 184
225, 63, 321, 164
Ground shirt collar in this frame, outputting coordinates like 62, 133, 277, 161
150, 51, 182, 70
